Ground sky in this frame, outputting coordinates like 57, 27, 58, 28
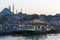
0, 0, 60, 15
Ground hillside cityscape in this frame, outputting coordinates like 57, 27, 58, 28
0, 4, 60, 34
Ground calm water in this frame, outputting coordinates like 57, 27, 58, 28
0, 33, 60, 40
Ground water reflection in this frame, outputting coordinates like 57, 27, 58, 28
0, 33, 60, 40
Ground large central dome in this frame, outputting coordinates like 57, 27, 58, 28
0, 8, 14, 15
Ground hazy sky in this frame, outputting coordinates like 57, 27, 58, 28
0, 0, 60, 15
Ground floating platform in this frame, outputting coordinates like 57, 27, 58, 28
0, 29, 59, 36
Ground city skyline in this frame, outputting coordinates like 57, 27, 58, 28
0, 0, 60, 15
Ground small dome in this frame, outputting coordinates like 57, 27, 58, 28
30, 19, 47, 25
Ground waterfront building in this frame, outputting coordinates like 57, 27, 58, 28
0, 24, 3, 30
50, 14, 60, 25
30, 19, 48, 31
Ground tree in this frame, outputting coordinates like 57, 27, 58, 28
32, 14, 39, 19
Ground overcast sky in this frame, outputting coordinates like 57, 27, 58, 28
0, 0, 60, 15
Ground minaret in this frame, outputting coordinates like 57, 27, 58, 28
16, 9, 18, 14
21, 8, 22, 13
13, 4, 14, 13
9, 6, 11, 11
